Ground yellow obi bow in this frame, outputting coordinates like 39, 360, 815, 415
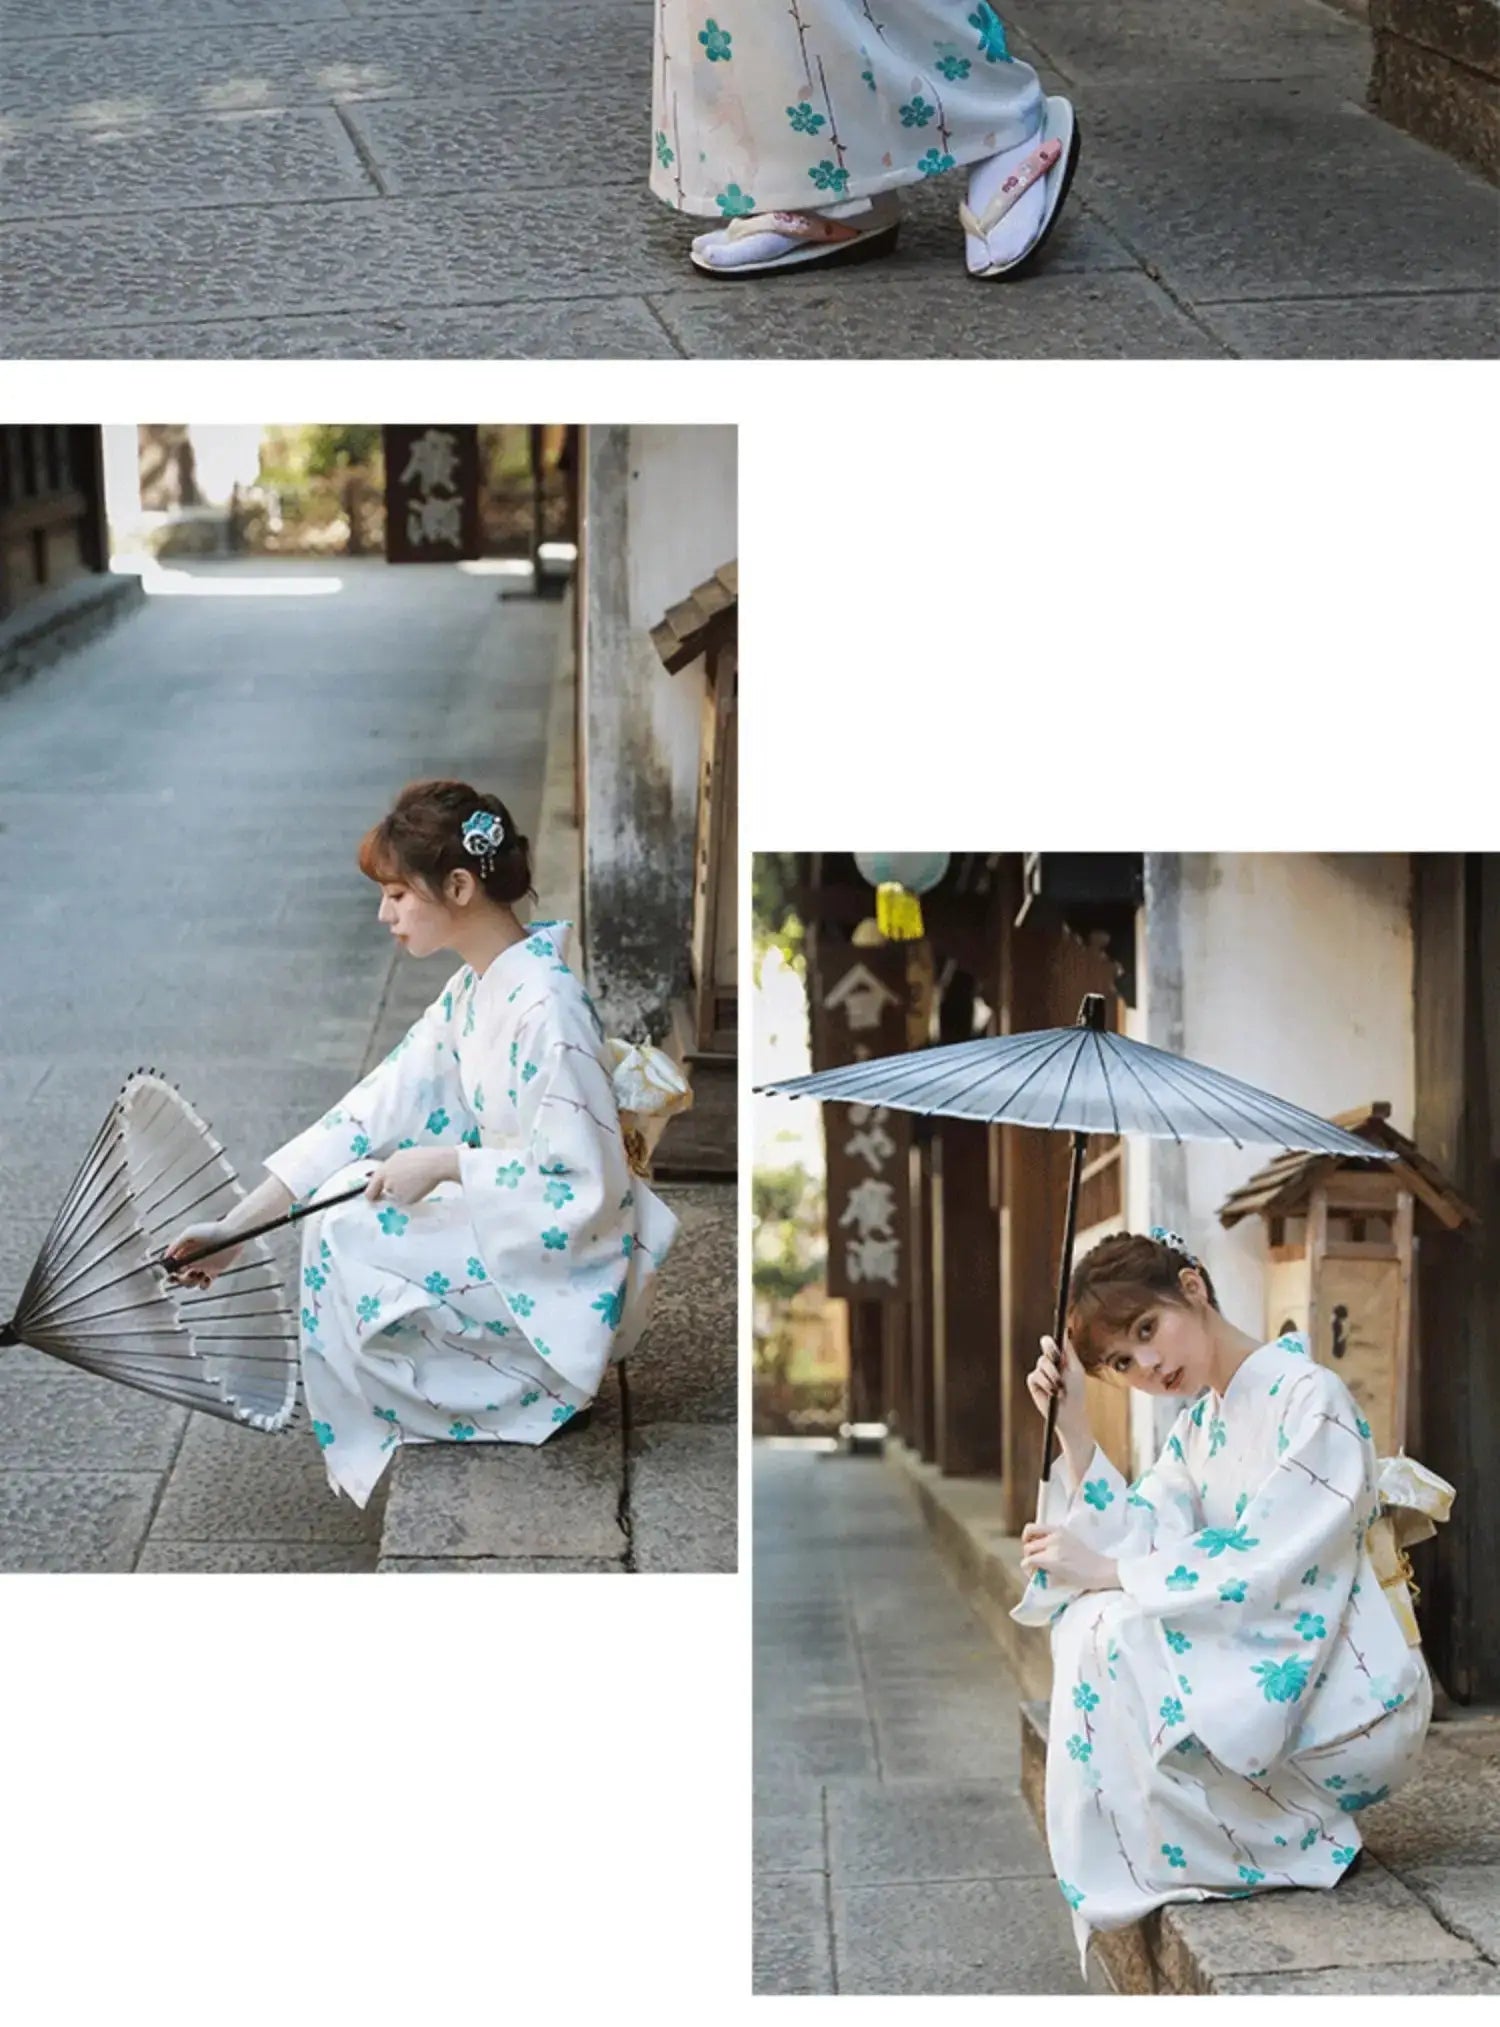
1367, 1453, 1456, 1647
607, 1041, 694, 1176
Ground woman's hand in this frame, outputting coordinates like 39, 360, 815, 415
163, 1221, 244, 1289
1020, 1522, 1118, 1593
364, 1148, 459, 1207
1026, 1331, 1091, 1451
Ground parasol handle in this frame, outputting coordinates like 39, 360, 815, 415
0, 1321, 19, 1348
158, 1182, 371, 1277
1039, 994, 1107, 1487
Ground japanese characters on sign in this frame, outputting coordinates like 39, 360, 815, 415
383, 425, 480, 564
814, 942, 915, 1304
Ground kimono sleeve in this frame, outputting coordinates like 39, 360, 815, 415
1116, 1370, 1375, 1774
1010, 1410, 1200, 1629
263, 981, 457, 1202
458, 1000, 635, 1394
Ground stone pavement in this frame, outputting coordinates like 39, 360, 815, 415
753, 1440, 1085, 1994
0, 0, 1494, 359
0, 555, 553, 1570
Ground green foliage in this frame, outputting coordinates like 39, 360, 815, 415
752, 853, 806, 981
258, 425, 383, 488
752, 1164, 824, 1306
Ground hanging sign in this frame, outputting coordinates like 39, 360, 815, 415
384, 425, 480, 563
813, 941, 913, 1303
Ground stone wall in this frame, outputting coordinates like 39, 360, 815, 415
1369, 0, 1500, 182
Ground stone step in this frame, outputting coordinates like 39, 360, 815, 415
1018, 1684, 1500, 1991
653, 1052, 736, 1179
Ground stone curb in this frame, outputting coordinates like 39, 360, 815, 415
0, 571, 144, 698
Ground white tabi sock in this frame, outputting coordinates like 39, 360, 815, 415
692, 194, 895, 270
964, 131, 1050, 274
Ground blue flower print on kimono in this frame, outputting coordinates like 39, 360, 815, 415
263, 923, 679, 1509
1010, 1334, 1431, 1967
651, 2, 1046, 218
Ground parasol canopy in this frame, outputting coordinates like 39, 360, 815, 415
763, 1014, 1396, 1160
761, 992, 1396, 1487
0, 1071, 314, 1430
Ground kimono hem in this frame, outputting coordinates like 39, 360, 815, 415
1011, 1334, 1430, 1965
652, 5, 1045, 217
264, 922, 678, 1507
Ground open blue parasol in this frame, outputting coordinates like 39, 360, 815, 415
761, 992, 1397, 1483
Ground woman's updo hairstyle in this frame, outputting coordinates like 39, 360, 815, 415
1066, 1230, 1220, 1374
357, 779, 534, 906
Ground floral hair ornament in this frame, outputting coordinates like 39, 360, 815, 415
461, 808, 506, 870
1149, 1224, 1201, 1268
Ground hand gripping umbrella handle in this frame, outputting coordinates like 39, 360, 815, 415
158, 1182, 371, 1276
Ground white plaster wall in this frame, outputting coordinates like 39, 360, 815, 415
579, 425, 738, 1035
1122, 857, 1413, 1472
625, 425, 738, 629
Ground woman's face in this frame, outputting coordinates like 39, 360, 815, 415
1090, 1282, 1215, 1397
376, 874, 458, 959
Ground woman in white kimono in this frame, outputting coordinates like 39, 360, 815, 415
1014, 1229, 1430, 1970
165, 779, 678, 1509
651, 5, 1079, 279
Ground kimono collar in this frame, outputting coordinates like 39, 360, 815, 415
471, 919, 576, 991
1210, 1331, 1307, 1407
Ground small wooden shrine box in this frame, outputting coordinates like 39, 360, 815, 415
1217, 1104, 1475, 1454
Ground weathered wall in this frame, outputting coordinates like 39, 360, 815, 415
1120, 853, 1414, 1473
580, 425, 737, 1041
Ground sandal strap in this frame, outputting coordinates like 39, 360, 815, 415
958, 137, 1063, 242
722, 210, 864, 245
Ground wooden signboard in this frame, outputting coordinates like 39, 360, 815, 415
384, 425, 480, 564
813, 941, 916, 1304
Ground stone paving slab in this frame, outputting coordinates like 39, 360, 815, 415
1157, 1857, 1477, 1990
146, 1414, 382, 1544
1197, 289, 1500, 357
1, 187, 681, 339
649, 270, 1227, 360
2, 6, 651, 119
834, 1874, 1085, 1994
0, 107, 374, 223
0, 297, 675, 363
377, 1554, 624, 1571
627, 1421, 737, 1572
137, 1538, 380, 1571
1364, 1730, 1500, 1867
755, 1778, 827, 1879
0, 1369, 186, 1473
378, 1425, 627, 1560
344, 89, 645, 197
1083, 81, 1500, 302
0, 1469, 163, 1571
754, 1871, 835, 1997
626, 1180, 736, 1427
1022, 0, 1370, 88
1214, 1957, 1500, 1992
827, 1778, 1053, 1888
0, 0, 353, 34
1403, 1860, 1500, 1960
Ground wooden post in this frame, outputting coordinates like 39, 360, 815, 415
906, 1129, 936, 1459
847, 1302, 884, 1425
933, 1118, 1003, 1476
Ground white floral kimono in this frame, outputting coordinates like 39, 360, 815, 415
651, 4, 1044, 217
264, 922, 679, 1507
1012, 1333, 1431, 1966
